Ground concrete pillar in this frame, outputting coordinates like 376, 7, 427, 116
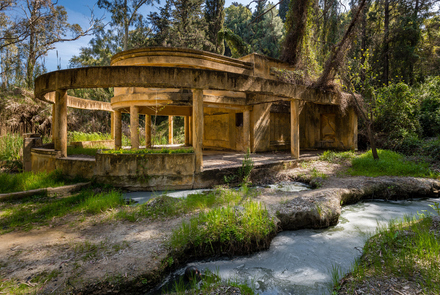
243, 109, 250, 152
114, 110, 122, 149
189, 116, 193, 145
52, 104, 57, 144
168, 116, 174, 145
192, 90, 203, 173
184, 116, 190, 146
54, 89, 67, 157
130, 105, 139, 149
111, 112, 115, 139
290, 100, 300, 159
145, 114, 151, 148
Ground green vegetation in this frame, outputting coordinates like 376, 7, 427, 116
320, 150, 356, 164
336, 213, 440, 294
0, 189, 124, 233
169, 200, 275, 256
0, 170, 86, 194
0, 269, 61, 295
0, 133, 23, 171
102, 147, 194, 155
348, 149, 437, 178
68, 131, 111, 143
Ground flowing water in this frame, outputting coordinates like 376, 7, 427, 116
151, 197, 440, 295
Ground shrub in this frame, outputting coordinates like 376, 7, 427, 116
0, 133, 23, 171
417, 77, 440, 137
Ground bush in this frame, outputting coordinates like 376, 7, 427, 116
416, 77, 440, 137
375, 83, 421, 141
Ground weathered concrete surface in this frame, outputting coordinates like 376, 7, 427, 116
259, 176, 440, 231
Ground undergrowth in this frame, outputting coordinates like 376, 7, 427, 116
336, 213, 440, 294
0, 170, 86, 194
68, 131, 111, 143
0, 133, 23, 171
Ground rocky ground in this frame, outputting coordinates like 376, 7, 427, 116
1, 159, 439, 294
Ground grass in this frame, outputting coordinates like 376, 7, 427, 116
0, 269, 61, 294
320, 149, 439, 178
348, 149, 438, 178
336, 213, 440, 294
102, 147, 194, 155
68, 131, 111, 143
169, 199, 275, 256
0, 189, 125, 233
67, 146, 102, 156
0, 133, 23, 171
0, 170, 87, 194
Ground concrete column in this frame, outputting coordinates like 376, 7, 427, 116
290, 100, 300, 159
184, 116, 190, 146
52, 104, 57, 144
145, 114, 151, 148
243, 109, 251, 152
168, 116, 174, 145
189, 116, 193, 145
54, 89, 67, 157
114, 110, 122, 149
130, 105, 139, 149
111, 112, 115, 139
192, 90, 203, 172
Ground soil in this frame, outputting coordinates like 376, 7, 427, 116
0, 159, 439, 294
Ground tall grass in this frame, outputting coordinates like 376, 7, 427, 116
0, 170, 86, 193
339, 214, 440, 294
0, 133, 23, 171
0, 190, 124, 233
348, 149, 438, 177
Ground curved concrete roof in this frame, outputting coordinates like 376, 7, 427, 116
35, 65, 338, 106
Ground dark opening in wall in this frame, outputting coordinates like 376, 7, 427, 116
236, 113, 243, 127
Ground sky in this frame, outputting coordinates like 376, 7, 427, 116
44, 0, 256, 71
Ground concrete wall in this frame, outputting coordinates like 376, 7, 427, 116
203, 113, 236, 150
251, 103, 272, 152
300, 103, 358, 150
31, 149, 196, 190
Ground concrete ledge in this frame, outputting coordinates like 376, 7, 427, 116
0, 182, 91, 201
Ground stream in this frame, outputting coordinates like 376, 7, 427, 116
130, 186, 440, 295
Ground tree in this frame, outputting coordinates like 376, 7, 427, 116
22, 0, 96, 88
147, 0, 172, 46
97, 0, 156, 51
205, 0, 225, 53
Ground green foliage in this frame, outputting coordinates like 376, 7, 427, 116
375, 82, 421, 140
101, 147, 194, 155
348, 149, 437, 178
0, 189, 124, 233
416, 76, 440, 137
0, 133, 23, 171
339, 216, 440, 294
169, 200, 275, 255
395, 136, 440, 161
0, 170, 86, 194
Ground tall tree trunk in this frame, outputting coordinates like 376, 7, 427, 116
360, 0, 367, 83
383, 0, 389, 86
